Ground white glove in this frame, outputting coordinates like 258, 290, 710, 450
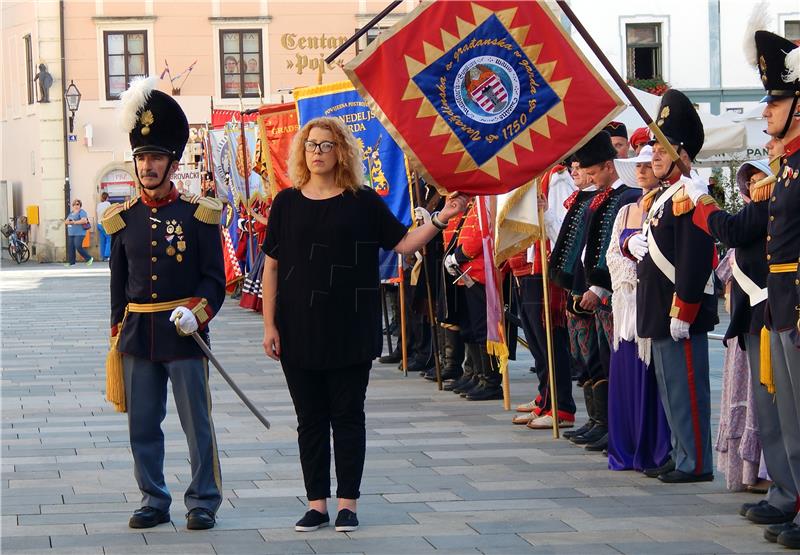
684, 176, 709, 205
669, 317, 691, 341
169, 306, 198, 336
628, 233, 649, 261
413, 206, 431, 226
444, 253, 460, 276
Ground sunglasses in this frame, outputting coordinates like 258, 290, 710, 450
304, 140, 336, 154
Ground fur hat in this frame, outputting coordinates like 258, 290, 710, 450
119, 76, 189, 159
575, 131, 617, 168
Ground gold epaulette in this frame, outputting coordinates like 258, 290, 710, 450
181, 193, 222, 225
750, 176, 776, 203
641, 188, 659, 212
696, 194, 718, 207
100, 197, 139, 235
672, 187, 695, 217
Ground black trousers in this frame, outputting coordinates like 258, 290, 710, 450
282, 362, 371, 500
516, 274, 576, 415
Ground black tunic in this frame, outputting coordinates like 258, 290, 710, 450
636, 184, 718, 339
263, 186, 407, 369
109, 191, 225, 361
766, 143, 800, 332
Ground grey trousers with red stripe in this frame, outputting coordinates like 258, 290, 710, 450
651, 334, 713, 476
770, 330, 800, 524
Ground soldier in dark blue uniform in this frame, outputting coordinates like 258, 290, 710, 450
102, 77, 225, 531
727, 30, 800, 550
624, 89, 718, 483
688, 156, 798, 530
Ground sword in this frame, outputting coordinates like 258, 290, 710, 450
190, 331, 271, 429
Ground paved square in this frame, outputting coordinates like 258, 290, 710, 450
1, 263, 777, 554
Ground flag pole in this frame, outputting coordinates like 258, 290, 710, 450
398, 253, 408, 377
412, 172, 443, 390
325, 0, 403, 64
238, 95, 255, 270
537, 178, 560, 439
555, 0, 689, 177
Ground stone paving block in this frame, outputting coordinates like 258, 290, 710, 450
0, 535, 51, 551
424, 532, 539, 550
305, 536, 436, 554
466, 519, 575, 534
50, 532, 146, 549
610, 540, 733, 554
2, 548, 104, 555
104, 544, 216, 555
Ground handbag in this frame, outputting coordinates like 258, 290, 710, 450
82, 222, 91, 230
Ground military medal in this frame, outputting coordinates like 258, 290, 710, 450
176, 254, 183, 262
166, 246, 176, 256
177, 240, 186, 252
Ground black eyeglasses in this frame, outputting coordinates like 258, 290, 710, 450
304, 140, 336, 154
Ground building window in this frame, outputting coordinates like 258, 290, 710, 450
104, 31, 148, 100
24, 35, 34, 104
626, 23, 662, 80
786, 20, 800, 44
220, 30, 263, 98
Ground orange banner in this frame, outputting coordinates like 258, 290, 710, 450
257, 103, 300, 198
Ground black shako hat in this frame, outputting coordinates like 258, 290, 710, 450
575, 131, 617, 168
651, 89, 704, 161
754, 30, 800, 100
604, 121, 628, 139
119, 76, 189, 159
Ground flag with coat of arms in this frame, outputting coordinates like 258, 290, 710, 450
344, 0, 625, 195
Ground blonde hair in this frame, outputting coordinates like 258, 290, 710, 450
288, 117, 364, 193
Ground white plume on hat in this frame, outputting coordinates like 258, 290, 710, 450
742, 1, 772, 67
118, 76, 160, 133
784, 47, 800, 83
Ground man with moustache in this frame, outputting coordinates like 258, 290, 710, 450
102, 77, 225, 531
624, 89, 718, 483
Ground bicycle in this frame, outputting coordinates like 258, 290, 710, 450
2, 220, 31, 264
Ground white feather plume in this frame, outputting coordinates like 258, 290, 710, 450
784, 47, 800, 83
742, 1, 772, 67
118, 76, 159, 132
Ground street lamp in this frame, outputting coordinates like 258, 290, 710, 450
64, 80, 81, 134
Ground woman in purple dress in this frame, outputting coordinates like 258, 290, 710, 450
605, 146, 672, 471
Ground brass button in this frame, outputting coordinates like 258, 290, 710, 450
771, 196, 777, 202
151, 256, 157, 262
795, 279, 799, 285
151, 275, 158, 281
770, 216, 775, 221
151, 224, 157, 229
151, 293, 158, 299
151, 240, 157, 247
767, 235, 772, 241
767, 254, 772, 260
151, 208, 157, 213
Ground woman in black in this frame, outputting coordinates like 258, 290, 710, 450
261, 117, 467, 532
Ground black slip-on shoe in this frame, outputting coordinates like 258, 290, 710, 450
334, 508, 359, 532
777, 524, 800, 549
186, 507, 215, 530
643, 458, 674, 478
740, 499, 768, 517
129, 506, 170, 529
657, 470, 714, 484
295, 509, 330, 532
746, 502, 797, 524
765, 522, 796, 543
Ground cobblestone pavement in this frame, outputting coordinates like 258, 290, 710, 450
1, 263, 780, 554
